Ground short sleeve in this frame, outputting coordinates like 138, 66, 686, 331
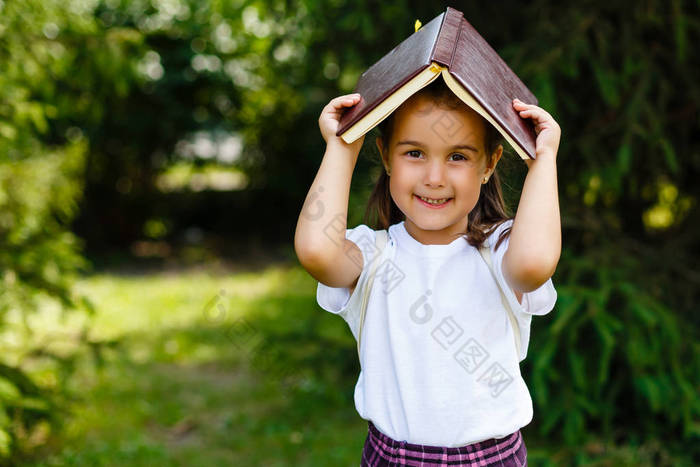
488, 219, 557, 316
315, 224, 380, 316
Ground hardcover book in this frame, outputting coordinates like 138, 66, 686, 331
336, 7, 538, 160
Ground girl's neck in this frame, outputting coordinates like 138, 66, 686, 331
403, 218, 468, 245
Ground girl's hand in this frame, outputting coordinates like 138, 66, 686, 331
319, 93, 365, 152
513, 98, 561, 163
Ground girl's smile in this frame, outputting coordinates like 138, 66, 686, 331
414, 194, 452, 208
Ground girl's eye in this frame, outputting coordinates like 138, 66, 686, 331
404, 151, 468, 161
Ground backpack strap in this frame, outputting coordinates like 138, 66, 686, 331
478, 242, 523, 361
357, 229, 388, 360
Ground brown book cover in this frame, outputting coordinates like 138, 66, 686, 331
336, 7, 538, 160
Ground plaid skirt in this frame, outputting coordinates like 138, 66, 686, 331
361, 421, 527, 466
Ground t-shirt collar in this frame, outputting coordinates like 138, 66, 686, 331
389, 221, 469, 257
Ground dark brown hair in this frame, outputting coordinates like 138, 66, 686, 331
362, 79, 512, 249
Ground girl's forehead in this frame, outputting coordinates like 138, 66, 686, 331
392, 96, 486, 149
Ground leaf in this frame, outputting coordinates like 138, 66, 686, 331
591, 61, 619, 107
575, 393, 599, 416
616, 142, 631, 175
532, 339, 558, 405
636, 375, 662, 412
0, 428, 11, 457
672, 0, 687, 62
563, 408, 584, 445
630, 300, 658, 327
592, 314, 615, 386
658, 138, 679, 173
18, 397, 50, 412
539, 404, 563, 435
0, 378, 20, 403
568, 350, 586, 389
533, 73, 556, 114
550, 294, 580, 336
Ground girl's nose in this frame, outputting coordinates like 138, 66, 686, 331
424, 160, 446, 187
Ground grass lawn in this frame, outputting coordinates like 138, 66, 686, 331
23, 262, 367, 466
11, 259, 690, 466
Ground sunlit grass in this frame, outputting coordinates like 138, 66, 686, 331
28, 262, 366, 466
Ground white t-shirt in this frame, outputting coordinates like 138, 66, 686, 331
316, 219, 557, 447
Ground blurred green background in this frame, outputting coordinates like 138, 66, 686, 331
0, 0, 698, 465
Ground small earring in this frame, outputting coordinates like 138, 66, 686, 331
482, 176, 489, 184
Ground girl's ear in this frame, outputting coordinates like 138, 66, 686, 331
485, 144, 503, 177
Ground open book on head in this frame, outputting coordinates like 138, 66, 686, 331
336, 7, 539, 160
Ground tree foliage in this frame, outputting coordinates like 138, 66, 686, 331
0, 0, 96, 459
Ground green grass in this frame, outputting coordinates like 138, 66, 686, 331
11, 261, 692, 466
22, 263, 365, 466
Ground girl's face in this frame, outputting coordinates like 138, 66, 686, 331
378, 95, 502, 245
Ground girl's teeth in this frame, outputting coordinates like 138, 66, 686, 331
419, 196, 449, 205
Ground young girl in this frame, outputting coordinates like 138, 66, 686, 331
295, 79, 561, 466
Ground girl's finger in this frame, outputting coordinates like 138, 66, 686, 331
518, 108, 551, 124
320, 95, 361, 126
513, 98, 540, 106
513, 100, 550, 117
328, 94, 361, 109
512, 98, 535, 108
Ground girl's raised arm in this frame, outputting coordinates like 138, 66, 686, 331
294, 94, 366, 289
502, 99, 562, 293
